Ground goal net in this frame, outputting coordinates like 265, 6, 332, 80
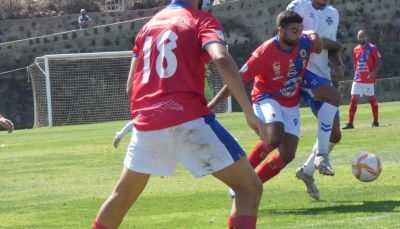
28, 51, 231, 128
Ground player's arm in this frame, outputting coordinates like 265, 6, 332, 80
329, 49, 344, 80
208, 47, 260, 110
205, 43, 267, 141
321, 38, 342, 52
126, 57, 138, 98
368, 51, 382, 79
322, 38, 344, 80
207, 84, 230, 110
352, 49, 357, 73
304, 30, 323, 54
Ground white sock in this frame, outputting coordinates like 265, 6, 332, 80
317, 103, 337, 156
328, 142, 335, 153
117, 121, 133, 138
303, 141, 318, 176
303, 142, 336, 176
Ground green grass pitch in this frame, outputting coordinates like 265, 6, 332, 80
0, 102, 399, 228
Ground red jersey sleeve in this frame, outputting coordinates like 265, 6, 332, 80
198, 15, 226, 49
240, 47, 266, 83
372, 47, 381, 60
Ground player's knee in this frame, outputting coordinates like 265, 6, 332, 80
248, 177, 263, 199
234, 177, 263, 201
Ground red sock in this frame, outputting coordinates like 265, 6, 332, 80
369, 97, 379, 123
348, 96, 359, 124
92, 220, 109, 229
247, 140, 276, 168
228, 215, 257, 229
255, 153, 287, 183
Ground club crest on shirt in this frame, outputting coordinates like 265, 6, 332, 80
300, 49, 307, 58
326, 16, 333, 25
309, 12, 315, 18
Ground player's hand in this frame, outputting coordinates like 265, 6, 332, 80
368, 71, 377, 80
113, 134, 121, 149
245, 113, 267, 144
0, 117, 14, 134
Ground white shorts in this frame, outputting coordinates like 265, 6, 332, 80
123, 114, 245, 177
253, 99, 300, 137
351, 82, 375, 97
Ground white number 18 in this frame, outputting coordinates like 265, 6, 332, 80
142, 30, 178, 83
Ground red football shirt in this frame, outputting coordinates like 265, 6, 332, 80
353, 43, 381, 83
130, 1, 225, 131
240, 34, 316, 107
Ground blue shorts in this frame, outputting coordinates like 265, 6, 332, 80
301, 70, 340, 119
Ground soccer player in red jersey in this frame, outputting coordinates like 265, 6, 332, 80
343, 30, 382, 129
92, 1, 268, 229
208, 10, 322, 196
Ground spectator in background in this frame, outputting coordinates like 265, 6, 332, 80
78, 9, 91, 29
0, 114, 14, 134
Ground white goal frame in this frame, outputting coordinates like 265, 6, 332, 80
28, 51, 231, 128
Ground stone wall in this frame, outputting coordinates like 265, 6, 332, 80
1, 0, 400, 128
0, 6, 163, 43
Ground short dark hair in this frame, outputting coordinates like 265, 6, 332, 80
276, 10, 303, 28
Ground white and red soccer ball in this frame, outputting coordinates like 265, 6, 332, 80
352, 152, 382, 182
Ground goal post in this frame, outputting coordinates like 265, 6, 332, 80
28, 51, 232, 128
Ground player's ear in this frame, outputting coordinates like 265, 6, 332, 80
277, 26, 284, 35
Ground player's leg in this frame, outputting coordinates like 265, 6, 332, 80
113, 121, 133, 148
256, 132, 298, 183
246, 99, 285, 168
228, 121, 283, 198
368, 95, 379, 126
296, 110, 341, 200
364, 83, 379, 127
302, 70, 339, 175
213, 158, 263, 229
311, 84, 339, 175
247, 140, 276, 168
175, 115, 262, 229
93, 168, 150, 229
344, 82, 361, 129
94, 128, 177, 229
255, 104, 300, 183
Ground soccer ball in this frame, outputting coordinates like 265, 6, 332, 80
351, 152, 382, 182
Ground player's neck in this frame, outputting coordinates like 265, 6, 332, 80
311, 1, 326, 10
277, 39, 294, 52
360, 43, 368, 48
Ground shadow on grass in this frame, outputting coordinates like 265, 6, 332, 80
261, 200, 400, 215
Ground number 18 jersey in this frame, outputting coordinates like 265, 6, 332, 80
130, 1, 225, 131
